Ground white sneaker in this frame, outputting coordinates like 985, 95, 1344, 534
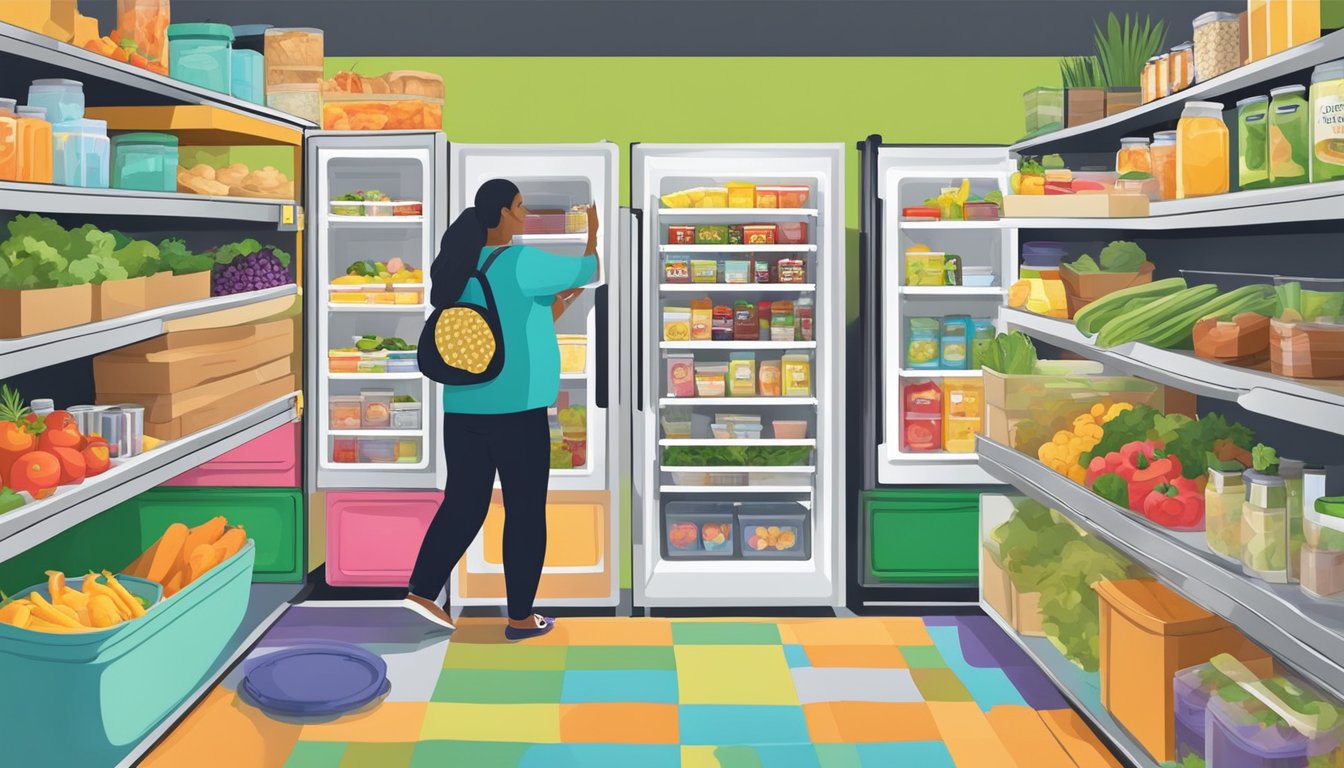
402, 596, 456, 631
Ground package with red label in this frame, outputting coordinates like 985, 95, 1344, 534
777, 259, 807, 283
667, 225, 696, 245
664, 257, 690, 283
666, 355, 695, 397
775, 221, 809, 245
742, 225, 777, 245
903, 380, 942, 414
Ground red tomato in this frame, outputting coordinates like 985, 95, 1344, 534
51, 446, 86, 486
82, 438, 111, 477
40, 411, 82, 449
9, 451, 61, 499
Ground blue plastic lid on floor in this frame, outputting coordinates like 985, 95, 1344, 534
241, 641, 389, 717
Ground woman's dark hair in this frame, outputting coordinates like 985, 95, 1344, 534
430, 178, 520, 308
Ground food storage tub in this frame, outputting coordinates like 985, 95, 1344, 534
905, 251, 945, 286
167, 23, 234, 94
739, 504, 809, 559
164, 422, 300, 487
726, 182, 755, 208
358, 438, 396, 463
322, 94, 443, 131
231, 48, 265, 104
1206, 659, 1344, 767
558, 334, 587, 374
266, 84, 321, 124
1312, 60, 1344, 183
1302, 497, 1344, 600
358, 351, 390, 374
0, 542, 255, 767
1172, 656, 1277, 762
665, 503, 736, 558
390, 401, 422, 430
1241, 462, 1306, 584
772, 420, 807, 439
963, 201, 1000, 220
1193, 12, 1241, 82
27, 79, 84, 123
111, 132, 177, 193
332, 437, 358, 463
265, 27, 324, 86
53, 118, 109, 188
360, 389, 393, 430
328, 395, 362, 431
386, 350, 418, 373
1093, 578, 1266, 762
16, 106, 53, 184
962, 266, 997, 287
1206, 467, 1247, 563
660, 415, 691, 440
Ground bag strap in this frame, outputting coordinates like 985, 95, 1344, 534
464, 246, 510, 317
480, 246, 510, 274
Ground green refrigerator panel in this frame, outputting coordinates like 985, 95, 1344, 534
865, 489, 984, 584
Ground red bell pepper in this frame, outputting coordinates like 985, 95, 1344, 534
1141, 481, 1204, 529
1085, 451, 1125, 487
1122, 442, 1179, 512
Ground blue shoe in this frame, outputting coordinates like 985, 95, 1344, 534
504, 615, 555, 642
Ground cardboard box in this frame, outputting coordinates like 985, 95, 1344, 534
0, 0, 77, 41
94, 319, 294, 393
1065, 87, 1106, 127
0, 284, 94, 338
982, 545, 1045, 636
1003, 193, 1149, 218
99, 357, 291, 422
94, 276, 149, 321
145, 271, 211, 310
1060, 261, 1155, 318
144, 375, 296, 441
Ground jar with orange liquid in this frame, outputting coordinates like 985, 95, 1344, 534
15, 106, 52, 184
1152, 131, 1177, 201
1269, 0, 1321, 57
0, 98, 18, 182
117, 0, 171, 74
1177, 101, 1230, 198
1117, 137, 1153, 176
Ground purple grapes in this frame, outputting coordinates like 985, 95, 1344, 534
211, 248, 291, 296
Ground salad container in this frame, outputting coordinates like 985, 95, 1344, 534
1206, 655, 1344, 767
1173, 656, 1277, 763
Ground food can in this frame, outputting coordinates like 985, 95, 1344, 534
111, 403, 145, 457
100, 408, 127, 458
67, 405, 107, 438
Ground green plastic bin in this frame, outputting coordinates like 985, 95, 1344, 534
132, 488, 304, 583
0, 542, 255, 767
866, 489, 983, 584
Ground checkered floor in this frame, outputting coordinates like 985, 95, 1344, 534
144, 610, 1121, 767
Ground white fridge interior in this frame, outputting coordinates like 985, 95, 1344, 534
632, 143, 845, 607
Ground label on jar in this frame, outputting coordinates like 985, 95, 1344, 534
1315, 88, 1344, 170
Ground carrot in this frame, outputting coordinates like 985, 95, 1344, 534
180, 517, 227, 571
213, 527, 246, 563
140, 523, 188, 584
162, 570, 185, 598
45, 570, 65, 602
187, 544, 218, 584
28, 593, 82, 628
99, 571, 144, 618
0, 600, 31, 627
87, 595, 121, 628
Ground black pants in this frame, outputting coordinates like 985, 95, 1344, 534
408, 408, 551, 621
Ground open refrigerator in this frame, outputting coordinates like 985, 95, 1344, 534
630, 143, 845, 607
306, 134, 623, 608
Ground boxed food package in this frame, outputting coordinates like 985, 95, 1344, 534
0, 283, 94, 338
773, 185, 810, 208
690, 299, 712, 341
742, 225, 776, 245
664, 258, 690, 283
777, 259, 806, 284
754, 187, 779, 208
695, 225, 728, 245
322, 94, 443, 131
775, 221, 808, 245
726, 182, 755, 208
94, 319, 294, 393
691, 260, 718, 283
667, 225, 696, 245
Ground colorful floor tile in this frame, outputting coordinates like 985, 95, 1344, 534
144, 609, 1123, 768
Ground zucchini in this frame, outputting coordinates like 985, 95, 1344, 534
1095, 284, 1219, 348
1074, 277, 1187, 336
1144, 284, 1277, 349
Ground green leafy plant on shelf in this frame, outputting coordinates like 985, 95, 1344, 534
1060, 56, 1103, 89
1093, 12, 1167, 88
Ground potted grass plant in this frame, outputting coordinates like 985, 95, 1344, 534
1094, 12, 1166, 116
1061, 55, 1106, 128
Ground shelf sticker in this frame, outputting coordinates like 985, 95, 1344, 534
281, 205, 295, 226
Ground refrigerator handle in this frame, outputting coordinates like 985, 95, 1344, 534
594, 284, 609, 409
632, 208, 645, 413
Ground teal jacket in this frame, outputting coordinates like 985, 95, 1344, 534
441, 245, 597, 414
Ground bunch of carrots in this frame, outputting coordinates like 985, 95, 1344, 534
0, 570, 147, 633
123, 517, 246, 598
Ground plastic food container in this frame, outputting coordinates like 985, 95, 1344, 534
1269, 85, 1311, 187
1178, 101, 1230, 198
962, 266, 997, 287
117, 0, 169, 71
1302, 497, 1344, 600
323, 94, 443, 131
266, 84, 321, 123
332, 437, 357, 463
774, 185, 810, 208
265, 27, 324, 86
963, 201, 1000, 220
1207, 662, 1344, 767
902, 206, 940, 221
775, 221, 808, 244
726, 182, 755, 208
329, 395, 362, 430
1021, 241, 1068, 270
1241, 463, 1304, 583
1149, 130, 1176, 201
558, 334, 587, 374
0, 545, 255, 768
661, 415, 691, 440
733, 423, 764, 440
390, 401, 421, 430
1312, 60, 1344, 183
53, 118, 109, 188
1093, 578, 1267, 763
27, 79, 84, 124
386, 350, 418, 374
111, 132, 177, 192
905, 251, 945, 286
740, 504, 809, 559
1172, 656, 1277, 763
1193, 12, 1241, 83
1206, 467, 1247, 563
231, 49, 265, 104
665, 504, 736, 557
358, 438, 395, 463
906, 317, 940, 369
694, 363, 727, 398
772, 420, 807, 439
1170, 42, 1195, 93
167, 23, 234, 94
359, 389, 393, 430
15, 106, 52, 184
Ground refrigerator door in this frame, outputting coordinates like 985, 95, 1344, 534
305, 131, 449, 493
447, 142, 621, 607
631, 143, 845, 607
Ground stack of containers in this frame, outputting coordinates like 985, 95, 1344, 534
28, 79, 109, 189
166, 23, 234, 94
264, 28, 324, 123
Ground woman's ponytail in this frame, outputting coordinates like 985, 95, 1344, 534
429, 179, 520, 309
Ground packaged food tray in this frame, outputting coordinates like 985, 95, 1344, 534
664, 503, 736, 559
739, 504, 810, 559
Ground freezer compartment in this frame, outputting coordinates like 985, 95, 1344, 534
325, 491, 441, 587
664, 503, 737, 559
325, 156, 427, 212
739, 503, 811, 559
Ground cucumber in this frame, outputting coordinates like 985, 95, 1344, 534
1095, 284, 1219, 348
1074, 277, 1187, 336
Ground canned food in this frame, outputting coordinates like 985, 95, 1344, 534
66, 405, 107, 438
111, 403, 145, 457
100, 408, 127, 459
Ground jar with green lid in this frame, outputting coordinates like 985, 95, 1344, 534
1310, 59, 1344, 182
1205, 466, 1246, 562
111, 132, 178, 192
168, 23, 235, 94
1237, 95, 1270, 191
1241, 468, 1290, 582
1268, 85, 1310, 187
1303, 495, 1344, 600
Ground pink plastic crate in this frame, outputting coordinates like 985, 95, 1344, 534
325, 491, 442, 587
163, 422, 299, 487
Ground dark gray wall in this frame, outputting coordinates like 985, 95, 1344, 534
83, 0, 1231, 57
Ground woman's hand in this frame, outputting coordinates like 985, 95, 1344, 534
552, 288, 583, 320
585, 203, 599, 235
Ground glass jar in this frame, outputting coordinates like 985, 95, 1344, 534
265, 27, 325, 87
15, 106, 52, 184
0, 98, 18, 182
1237, 96, 1271, 191
1206, 467, 1245, 562
266, 84, 321, 124
167, 23, 234, 94
117, 0, 170, 74
1116, 137, 1153, 176
1177, 101, 1230, 198
1193, 11, 1241, 83
111, 132, 178, 192
26, 79, 84, 124
1312, 59, 1344, 183
1304, 496, 1344, 600
52, 118, 109, 188
1269, 85, 1311, 187
1152, 131, 1177, 201
1249, 0, 1269, 63
1170, 43, 1195, 93
1156, 54, 1171, 101
1142, 57, 1159, 103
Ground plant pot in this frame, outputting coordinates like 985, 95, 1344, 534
95, 276, 149, 321
1066, 88, 1107, 127
1105, 87, 1142, 116
1024, 86, 1065, 134
0, 284, 94, 338
146, 271, 211, 309
1060, 261, 1156, 317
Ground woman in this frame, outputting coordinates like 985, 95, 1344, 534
403, 178, 597, 641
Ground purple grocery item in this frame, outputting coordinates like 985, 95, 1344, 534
241, 641, 390, 717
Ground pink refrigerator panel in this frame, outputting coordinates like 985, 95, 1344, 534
164, 422, 299, 487
326, 491, 442, 587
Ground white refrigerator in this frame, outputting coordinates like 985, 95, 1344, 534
630, 143, 846, 607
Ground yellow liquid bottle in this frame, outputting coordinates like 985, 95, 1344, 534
1177, 101, 1230, 198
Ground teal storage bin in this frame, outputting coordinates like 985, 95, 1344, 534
866, 489, 984, 584
230, 49, 264, 104
0, 542, 255, 768
168, 23, 234, 94
112, 132, 178, 192
133, 488, 304, 583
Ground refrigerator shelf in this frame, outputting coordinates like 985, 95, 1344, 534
327, 305, 427, 313
660, 283, 815, 293
886, 451, 978, 462
513, 233, 589, 244
658, 208, 818, 218
327, 215, 425, 227
900, 220, 1003, 230
327, 372, 423, 380
896, 369, 983, 377
897, 287, 1004, 296
328, 283, 425, 292
327, 429, 426, 437
662, 465, 816, 473
660, 341, 816, 350
659, 397, 817, 407
659, 439, 816, 447
659, 245, 817, 254
659, 486, 814, 495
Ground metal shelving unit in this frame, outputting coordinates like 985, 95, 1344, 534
0, 181, 299, 224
